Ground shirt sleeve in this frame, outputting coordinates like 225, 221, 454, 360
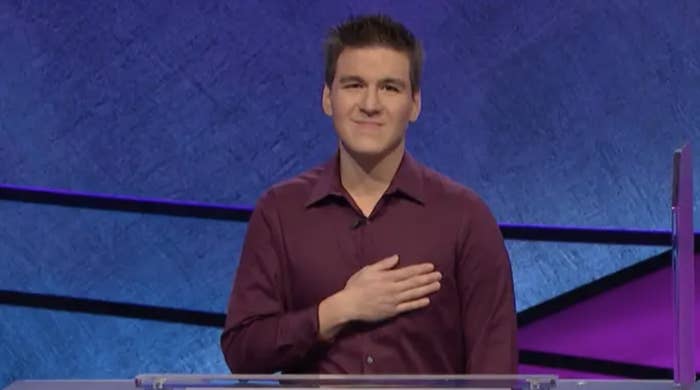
457, 196, 518, 374
220, 190, 320, 373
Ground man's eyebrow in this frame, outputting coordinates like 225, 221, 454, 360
338, 75, 365, 84
338, 76, 408, 88
379, 78, 407, 88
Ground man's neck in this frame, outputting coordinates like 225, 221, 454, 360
339, 142, 405, 200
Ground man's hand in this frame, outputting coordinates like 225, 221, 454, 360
318, 255, 441, 341
343, 254, 442, 321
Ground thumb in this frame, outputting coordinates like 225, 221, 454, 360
370, 254, 399, 271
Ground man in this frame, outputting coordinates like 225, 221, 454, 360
221, 14, 517, 374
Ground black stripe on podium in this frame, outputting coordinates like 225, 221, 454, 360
0, 290, 226, 327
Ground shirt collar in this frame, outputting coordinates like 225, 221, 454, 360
305, 150, 426, 208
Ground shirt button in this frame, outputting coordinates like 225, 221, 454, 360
366, 355, 374, 365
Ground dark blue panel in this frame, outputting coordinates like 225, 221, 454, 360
0, 306, 227, 389
0, 201, 244, 312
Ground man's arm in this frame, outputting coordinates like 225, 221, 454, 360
221, 192, 321, 373
457, 197, 518, 374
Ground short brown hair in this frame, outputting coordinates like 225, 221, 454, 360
323, 14, 424, 92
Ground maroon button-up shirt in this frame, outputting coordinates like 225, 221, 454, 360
221, 152, 517, 374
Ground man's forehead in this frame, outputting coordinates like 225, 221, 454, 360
335, 47, 411, 80
336, 46, 411, 64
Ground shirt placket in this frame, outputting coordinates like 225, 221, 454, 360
357, 217, 377, 373
361, 201, 389, 373
348, 196, 389, 373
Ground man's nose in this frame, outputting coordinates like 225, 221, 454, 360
359, 87, 382, 115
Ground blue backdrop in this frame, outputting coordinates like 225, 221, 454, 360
1, 0, 698, 386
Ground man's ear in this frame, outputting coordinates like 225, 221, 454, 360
322, 84, 333, 116
410, 90, 421, 122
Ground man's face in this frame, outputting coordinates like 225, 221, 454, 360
323, 46, 421, 159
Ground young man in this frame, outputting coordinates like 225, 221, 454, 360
221, 14, 517, 374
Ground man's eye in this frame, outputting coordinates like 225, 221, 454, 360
383, 85, 400, 92
345, 83, 362, 89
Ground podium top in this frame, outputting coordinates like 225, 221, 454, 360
131, 374, 696, 390
5, 376, 697, 390
134, 374, 556, 390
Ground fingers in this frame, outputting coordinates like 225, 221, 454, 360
387, 263, 436, 282
391, 271, 442, 316
395, 297, 431, 313
350, 257, 442, 320
393, 271, 442, 292
395, 281, 441, 303
368, 254, 399, 271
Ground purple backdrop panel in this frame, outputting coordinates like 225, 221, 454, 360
518, 257, 700, 370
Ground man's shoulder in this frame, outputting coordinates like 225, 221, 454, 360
254, 164, 326, 210
419, 163, 487, 210
417, 162, 501, 236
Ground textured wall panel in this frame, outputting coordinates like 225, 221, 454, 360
506, 241, 661, 309
0, 201, 244, 311
0, 307, 228, 388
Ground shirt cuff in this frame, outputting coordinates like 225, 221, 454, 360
277, 304, 321, 357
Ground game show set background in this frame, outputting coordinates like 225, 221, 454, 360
1, 1, 699, 387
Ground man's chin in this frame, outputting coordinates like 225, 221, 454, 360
340, 142, 402, 162
343, 145, 388, 158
